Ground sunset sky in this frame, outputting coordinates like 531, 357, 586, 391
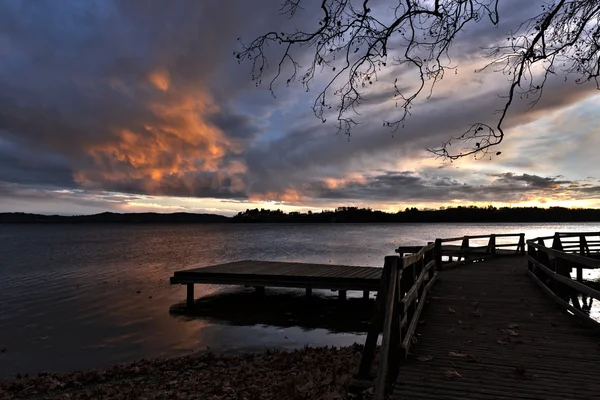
1, 0, 599, 216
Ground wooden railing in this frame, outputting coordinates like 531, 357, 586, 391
353, 232, 600, 398
353, 244, 437, 399
397, 233, 525, 270
354, 233, 524, 399
526, 232, 600, 329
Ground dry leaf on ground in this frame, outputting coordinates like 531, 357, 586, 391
444, 370, 462, 378
417, 355, 434, 362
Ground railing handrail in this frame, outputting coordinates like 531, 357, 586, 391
401, 242, 434, 268
526, 239, 600, 269
526, 232, 600, 331
437, 233, 524, 243
530, 232, 600, 242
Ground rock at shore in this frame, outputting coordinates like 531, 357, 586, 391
0, 345, 374, 400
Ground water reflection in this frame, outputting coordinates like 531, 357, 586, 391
169, 288, 375, 334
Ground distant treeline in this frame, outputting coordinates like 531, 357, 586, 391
231, 206, 600, 223
0, 212, 229, 223
3, 206, 600, 224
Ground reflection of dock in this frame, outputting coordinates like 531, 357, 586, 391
170, 260, 382, 304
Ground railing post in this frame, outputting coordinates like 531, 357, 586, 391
580, 234, 589, 257
577, 235, 586, 282
518, 233, 525, 254
374, 256, 400, 399
356, 258, 393, 381
461, 236, 470, 263
552, 233, 564, 252
488, 234, 496, 256
186, 284, 194, 307
527, 241, 535, 272
434, 238, 442, 270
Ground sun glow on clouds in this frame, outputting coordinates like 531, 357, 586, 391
147, 67, 171, 92
74, 72, 247, 196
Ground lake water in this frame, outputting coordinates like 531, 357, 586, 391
1, 222, 599, 378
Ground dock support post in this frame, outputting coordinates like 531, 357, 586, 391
255, 286, 265, 297
363, 290, 370, 301
339, 290, 347, 301
306, 287, 312, 297
186, 284, 194, 307
577, 267, 583, 283
434, 238, 443, 270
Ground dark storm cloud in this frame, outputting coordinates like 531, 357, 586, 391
0, 0, 598, 209
295, 172, 589, 205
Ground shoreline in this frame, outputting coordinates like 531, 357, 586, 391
0, 345, 372, 400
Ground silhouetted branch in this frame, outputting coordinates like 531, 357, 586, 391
236, 0, 600, 160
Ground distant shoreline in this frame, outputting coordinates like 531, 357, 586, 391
3, 206, 600, 224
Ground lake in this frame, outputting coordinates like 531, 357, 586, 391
1, 222, 599, 378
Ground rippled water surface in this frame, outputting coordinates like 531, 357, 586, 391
1, 222, 599, 377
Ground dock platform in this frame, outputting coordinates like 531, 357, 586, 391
170, 260, 382, 304
391, 256, 600, 400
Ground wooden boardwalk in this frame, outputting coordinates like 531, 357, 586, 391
391, 256, 600, 399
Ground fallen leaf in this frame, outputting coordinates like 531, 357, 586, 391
466, 354, 480, 363
472, 310, 482, 318
449, 352, 467, 357
444, 370, 462, 378
447, 308, 456, 314
478, 331, 487, 335
508, 324, 519, 329
497, 339, 509, 345
417, 355, 434, 362
507, 330, 519, 337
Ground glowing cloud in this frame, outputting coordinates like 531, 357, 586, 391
74, 84, 247, 197
148, 67, 171, 92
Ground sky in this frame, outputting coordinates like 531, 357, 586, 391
1, 0, 599, 216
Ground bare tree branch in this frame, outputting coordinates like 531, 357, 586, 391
235, 0, 600, 160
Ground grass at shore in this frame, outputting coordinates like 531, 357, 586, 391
0, 345, 374, 400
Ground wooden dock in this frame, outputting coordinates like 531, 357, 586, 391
170, 260, 382, 304
169, 232, 600, 399
391, 256, 600, 399
353, 232, 600, 400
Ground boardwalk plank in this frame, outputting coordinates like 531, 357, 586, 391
391, 256, 600, 400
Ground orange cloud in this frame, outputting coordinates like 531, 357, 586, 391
248, 188, 306, 204
322, 173, 368, 189
148, 67, 171, 92
74, 85, 246, 196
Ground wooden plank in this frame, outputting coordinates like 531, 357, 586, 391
390, 256, 600, 400
172, 260, 385, 296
